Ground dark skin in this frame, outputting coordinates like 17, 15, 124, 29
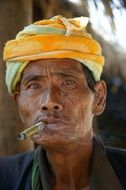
14, 58, 106, 190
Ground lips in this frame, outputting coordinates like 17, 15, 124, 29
37, 117, 65, 125
43, 119, 64, 126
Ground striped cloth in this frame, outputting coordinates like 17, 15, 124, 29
32, 146, 42, 190
3, 15, 104, 94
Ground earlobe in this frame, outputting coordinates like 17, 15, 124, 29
93, 80, 107, 115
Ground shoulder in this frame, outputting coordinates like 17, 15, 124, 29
105, 146, 126, 188
0, 151, 34, 190
105, 146, 126, 173
105, 146, 126, 163
0, 150, 34, 170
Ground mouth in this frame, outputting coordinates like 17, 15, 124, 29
37, 118, 67, 130
44, 119, 64, 126
31, 117, 71, 142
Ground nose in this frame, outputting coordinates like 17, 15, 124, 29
41, 86, 63, 112
42, 103, 62, 111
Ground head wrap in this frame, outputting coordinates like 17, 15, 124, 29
3, 15, 104, 94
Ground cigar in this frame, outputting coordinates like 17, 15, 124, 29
18, 121, 46, 141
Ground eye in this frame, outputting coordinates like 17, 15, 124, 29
28, 83, 40, 89
63, 79, 75, 86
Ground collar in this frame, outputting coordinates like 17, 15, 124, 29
36, 136, 123, 190
90, 137, 123, 190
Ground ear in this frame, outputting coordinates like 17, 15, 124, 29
92, 80, 107, 116
12, 90, 20, 103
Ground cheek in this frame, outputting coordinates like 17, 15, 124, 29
65, 89, 94, 126
18, 95, 39, 125
65, 87, 92, 112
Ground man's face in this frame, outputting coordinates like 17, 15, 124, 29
16, 58, 99, 148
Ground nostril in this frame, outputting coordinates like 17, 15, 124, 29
41, 104, 62, 111
42, 106, 48, 110
54, 105, 59, 110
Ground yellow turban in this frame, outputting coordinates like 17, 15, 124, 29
3, 15, 104, 94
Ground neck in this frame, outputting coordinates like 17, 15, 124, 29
44, 133, 93, 189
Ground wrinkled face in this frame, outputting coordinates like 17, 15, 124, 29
15, 58, 104, 148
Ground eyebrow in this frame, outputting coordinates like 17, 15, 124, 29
22, 70, 81, 83
21, 74, 43, 84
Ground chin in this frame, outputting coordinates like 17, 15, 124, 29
32, 133, 77, 150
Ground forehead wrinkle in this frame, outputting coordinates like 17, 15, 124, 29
44, 67, 84, 78
22, 60, 84, 84
45, 67, 52, 81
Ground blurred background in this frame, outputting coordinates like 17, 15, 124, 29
0, 0, 126, 156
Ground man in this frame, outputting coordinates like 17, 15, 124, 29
1, 15, 126, 190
